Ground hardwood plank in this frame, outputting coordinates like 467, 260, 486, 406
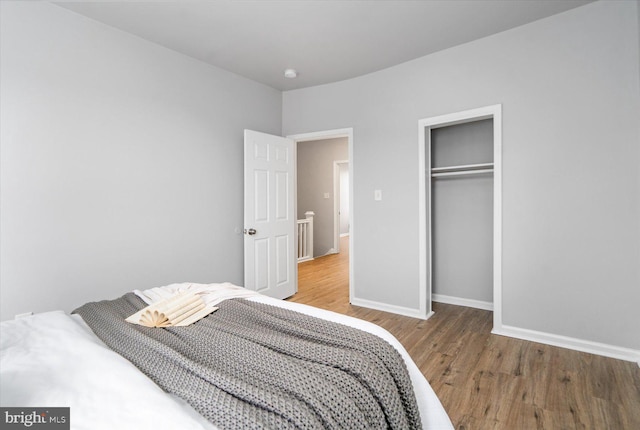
288, 237, 640, 429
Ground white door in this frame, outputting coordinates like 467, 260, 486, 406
243, 130, 297, 299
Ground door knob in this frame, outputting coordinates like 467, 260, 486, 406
244, 228, 257, 235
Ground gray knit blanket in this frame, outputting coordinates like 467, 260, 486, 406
73, 293, 422, 430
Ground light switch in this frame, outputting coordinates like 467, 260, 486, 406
324, 193, 330, 199
374, 190, 382, 201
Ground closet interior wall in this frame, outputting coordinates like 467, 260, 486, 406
430, 119, 494, 305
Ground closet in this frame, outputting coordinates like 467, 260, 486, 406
429, 119, 494, 309
418, 104, 501, 322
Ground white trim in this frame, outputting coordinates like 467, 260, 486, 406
350, 297, 435, 321
288, 128, 353, 143
287, 128, 354, 306
492, 108, 503, 330
417, 124, 429, 319
418, 104, 502, 328
432, 294, 493, 311
333, 160, 349, 253
493, 325, 640, 365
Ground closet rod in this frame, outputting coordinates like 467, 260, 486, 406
430, 162, 494, 174
431, 169, 493, 178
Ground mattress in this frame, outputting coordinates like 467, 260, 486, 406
1, 293, 453, 429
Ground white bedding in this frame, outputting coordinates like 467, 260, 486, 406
1, 310, 216, 430
1, 293, 453, 430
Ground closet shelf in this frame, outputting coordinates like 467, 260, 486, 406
430, 163, 494, 178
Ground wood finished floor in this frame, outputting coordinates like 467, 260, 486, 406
288, 237, 640, 430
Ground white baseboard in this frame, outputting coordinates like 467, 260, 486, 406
432, 293, 493, 311
492, 324, 640, 365
297, 257, 314, 263
350, 297, 433, 320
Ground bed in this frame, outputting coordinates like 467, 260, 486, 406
1, 283, 453, 429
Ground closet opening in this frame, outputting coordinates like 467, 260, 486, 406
431, 119, 494, 309
418, 105, 502, 329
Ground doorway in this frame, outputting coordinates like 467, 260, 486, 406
288, 128, 354, 302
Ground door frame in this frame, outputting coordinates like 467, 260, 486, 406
287, 128, 354, 303
333, 159, 349, 253
418, 104, 502, 329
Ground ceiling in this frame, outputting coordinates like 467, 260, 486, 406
54, 0, 594, 91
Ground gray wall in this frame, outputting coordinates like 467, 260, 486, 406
431, 120, 493, 303
0, 2, 282, 320
283, 1, 640, 350
296, 138, 348, 256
